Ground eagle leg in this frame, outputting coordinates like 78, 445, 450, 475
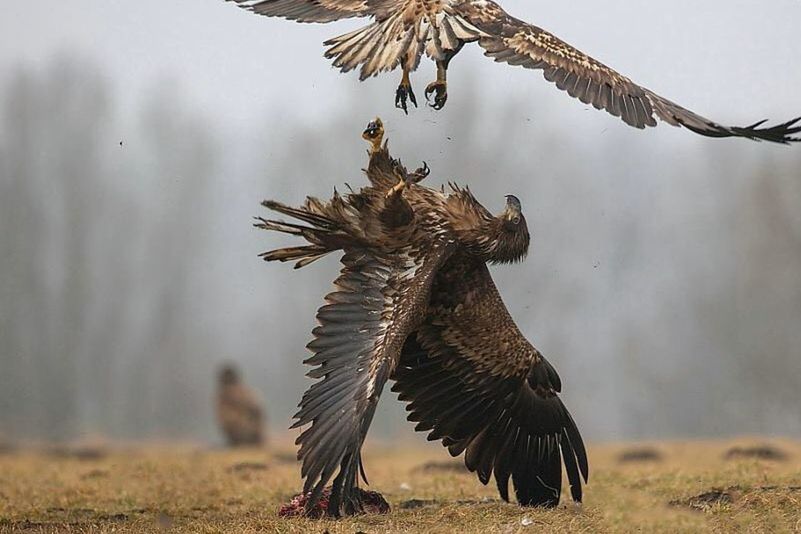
381, 175, 415, 227
425, 59, 449, 110
385, 173, 411, 200
395, 59, 417, 115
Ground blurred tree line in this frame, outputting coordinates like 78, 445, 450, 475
0, 56, 799, 443
0, 57, 219, 440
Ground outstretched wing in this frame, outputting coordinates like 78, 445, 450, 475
226, 0, 394, 23
455, 0, 801, 143
391, 252, 588, 506
259, 199, 452, 515
294, 249, 398, 514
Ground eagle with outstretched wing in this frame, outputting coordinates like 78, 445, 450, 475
255, 117, 588, 517
228, 0, 800, 143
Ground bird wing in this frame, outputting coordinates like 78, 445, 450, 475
259, 199, 454, 514
454, 0, 800, 143
391, 252, 588, 506
226, 0, 396, 23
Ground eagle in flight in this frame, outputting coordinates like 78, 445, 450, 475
256, 117, 588, 517
228, 0, 801, 143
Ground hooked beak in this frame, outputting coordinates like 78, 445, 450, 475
503, 194, 522, 220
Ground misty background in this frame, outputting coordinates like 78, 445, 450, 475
1, 1, 800, 445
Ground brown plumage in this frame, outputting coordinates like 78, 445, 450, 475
255, 117, 587, 517
216, 364, 266, 447
227, 0, 800, 142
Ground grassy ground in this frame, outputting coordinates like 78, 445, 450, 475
1, 437, 800, 533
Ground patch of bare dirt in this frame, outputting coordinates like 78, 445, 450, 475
670, 489, 735, 511
411, 460, 470, 474
617, 447, 664, 463
724, 445, 789, 462
226, 461, 269, 473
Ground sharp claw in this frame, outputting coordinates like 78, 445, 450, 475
409, 161, 430, 183
424, 82, 447, 110
408, 87, 418, 108
395, 85, 412, 114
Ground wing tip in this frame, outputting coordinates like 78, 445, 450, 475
678, 115, 801, 144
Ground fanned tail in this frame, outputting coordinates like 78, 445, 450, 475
255, 199, 352, 269
324, 18, 407, 80
323, 13, 483, 81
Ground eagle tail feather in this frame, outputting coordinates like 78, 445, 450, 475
256, 200, 352, 269
324, 15, 419, 80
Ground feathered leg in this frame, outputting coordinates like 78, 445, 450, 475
425, 61, 449, 110
395, 58, 417, 114
426, 45, 463, 110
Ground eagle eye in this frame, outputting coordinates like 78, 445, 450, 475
511, 215, 521, 225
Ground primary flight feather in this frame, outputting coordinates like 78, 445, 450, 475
256, 117, 587, 517
228, 0, 801, 143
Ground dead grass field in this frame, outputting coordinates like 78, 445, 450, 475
1, 437, 800, 533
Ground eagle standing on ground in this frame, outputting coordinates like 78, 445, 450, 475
216, 364, 267, 447
256, 117, 588, 517
227, 0, 800, 143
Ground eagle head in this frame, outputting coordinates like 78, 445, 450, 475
218, 363, 240, 386
487, 194, 530, 264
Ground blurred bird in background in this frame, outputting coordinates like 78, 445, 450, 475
216, 364, 267, 447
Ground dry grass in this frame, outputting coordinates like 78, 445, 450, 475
1, 437, 801, 533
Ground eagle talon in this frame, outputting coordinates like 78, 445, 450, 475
395, 83, 417, 115
425, 81, 448, 110
411, 161, 430, 183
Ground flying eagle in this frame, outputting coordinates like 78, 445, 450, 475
228, 0, 800, 143
255, 117, 588, 516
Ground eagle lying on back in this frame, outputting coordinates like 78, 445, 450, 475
228, 0, 800, 143
256, 117, 588, 517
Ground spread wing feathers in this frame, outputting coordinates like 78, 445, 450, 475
227, 0, 376, 23
462, 1, 801, 143
294, 249, 396, 515
257, 196, 455, 515
391, 255, 588, 506
443, 183, 494, 232
324, 10, 482, 80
